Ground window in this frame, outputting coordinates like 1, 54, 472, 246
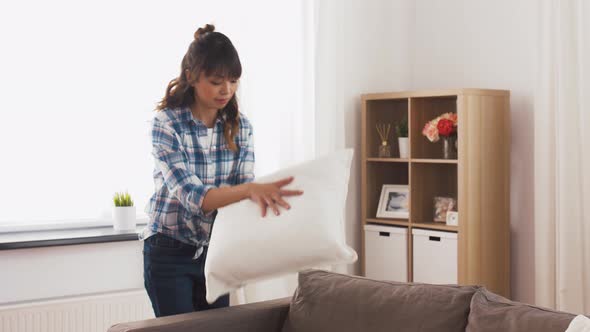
0, 0, 314, 231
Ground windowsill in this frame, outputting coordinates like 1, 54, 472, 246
0, 224, 148, 250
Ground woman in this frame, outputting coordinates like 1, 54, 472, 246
140, 24, 303, 318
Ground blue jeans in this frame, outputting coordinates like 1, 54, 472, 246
143, 233, 230, 317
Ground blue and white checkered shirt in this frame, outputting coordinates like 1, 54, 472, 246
140, 106, 255, 258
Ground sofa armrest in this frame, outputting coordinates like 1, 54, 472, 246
108, 297, 291, 332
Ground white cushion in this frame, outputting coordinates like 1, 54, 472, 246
205, 149, 357, 303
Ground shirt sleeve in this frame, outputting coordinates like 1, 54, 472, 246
150, 118, 215, 218
237, 122, 256, 184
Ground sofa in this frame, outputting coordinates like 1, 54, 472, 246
108, 269, 579, 332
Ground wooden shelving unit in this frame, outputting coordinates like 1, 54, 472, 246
361, 88, 511, 298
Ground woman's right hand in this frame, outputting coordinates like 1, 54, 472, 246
247, 176, 303, 217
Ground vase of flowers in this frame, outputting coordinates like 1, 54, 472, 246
422, 112, 458, 159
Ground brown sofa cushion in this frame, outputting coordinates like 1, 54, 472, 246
281, 269, 479, 332
466, 288, 576, 332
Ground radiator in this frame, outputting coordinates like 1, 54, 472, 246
0, 290, 154, 332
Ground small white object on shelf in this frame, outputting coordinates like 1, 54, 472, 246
446, 211, 459, 226
398, 137, 409, 158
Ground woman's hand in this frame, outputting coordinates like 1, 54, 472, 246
247, 176, 303, 217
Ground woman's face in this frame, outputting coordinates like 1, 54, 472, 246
192, 71, 239, 111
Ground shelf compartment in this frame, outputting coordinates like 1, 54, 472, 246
410, 162, 458, 226
366, 99, 408, 158
410, 96, 458, 159
366, 162, 409, 220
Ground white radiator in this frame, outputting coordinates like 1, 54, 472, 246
0, 290, 154, 332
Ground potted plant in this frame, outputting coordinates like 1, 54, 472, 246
422, 112, 458, 159
396, 118, 409, 158
112, 191, 136, 231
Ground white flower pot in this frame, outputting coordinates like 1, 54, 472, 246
113, 206, 136, 231
398, 137, 409, 159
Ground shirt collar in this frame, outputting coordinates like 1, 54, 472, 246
181, 106, 224, 136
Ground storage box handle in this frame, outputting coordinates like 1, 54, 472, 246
429, 236, 441, 241
379, 232, 390, 237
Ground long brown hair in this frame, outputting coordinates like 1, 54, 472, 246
156, 24, 242, 152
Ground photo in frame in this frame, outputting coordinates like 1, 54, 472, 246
376, 184, 410, 219
433, 196, 457, 223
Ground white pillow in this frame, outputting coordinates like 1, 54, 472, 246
205, 149, 357, 303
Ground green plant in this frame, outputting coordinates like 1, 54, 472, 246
396, 118, 408, 137
113, 191, 134, 207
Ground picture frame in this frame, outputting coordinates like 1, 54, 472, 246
433, 196, 457, 223
376, 184, 410, 219
446, 211, 459, 226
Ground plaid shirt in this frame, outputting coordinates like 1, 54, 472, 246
140, 106, 255, 254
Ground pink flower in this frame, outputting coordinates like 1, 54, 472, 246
441, 112, 458, 125
422, 122, 439, 142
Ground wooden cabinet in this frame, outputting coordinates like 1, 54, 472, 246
361, 89, 511, 298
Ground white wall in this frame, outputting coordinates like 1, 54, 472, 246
410, 0, 537, 303
315, 0, 415, 275
0, 242, 144, 304
0, 240, 250, 306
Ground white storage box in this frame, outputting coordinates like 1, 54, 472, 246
412, 228, 458, 284
364, 224, 407, 282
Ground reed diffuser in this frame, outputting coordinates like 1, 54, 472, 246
376, 123, 392, 158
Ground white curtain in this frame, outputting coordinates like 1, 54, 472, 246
534, 0, 590, 314
236, 0, 317, 304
